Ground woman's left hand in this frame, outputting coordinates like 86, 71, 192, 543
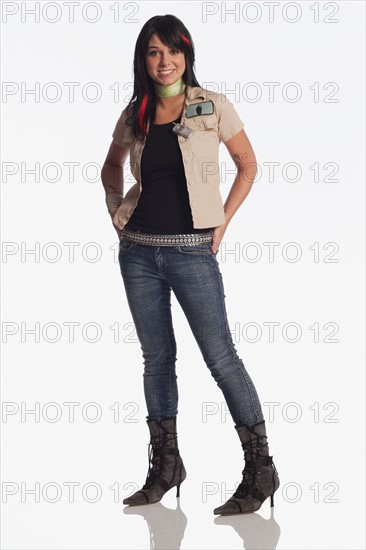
211, 223, 228, 255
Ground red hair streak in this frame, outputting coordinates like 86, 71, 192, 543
138, 92, 148, 136
181, 33, 191, 46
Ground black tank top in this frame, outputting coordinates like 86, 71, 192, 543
124, 115, 213, 234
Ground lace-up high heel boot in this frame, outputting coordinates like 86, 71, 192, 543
123, 416, 187, 506
213, 419, 280, 515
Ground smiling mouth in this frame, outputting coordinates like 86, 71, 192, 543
157, 69, 176, 75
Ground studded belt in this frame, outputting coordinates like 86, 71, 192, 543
121, 228, 213, 246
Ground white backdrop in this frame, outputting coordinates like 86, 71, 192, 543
1, 1, 365, 549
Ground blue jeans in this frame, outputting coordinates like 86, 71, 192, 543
118, 236, 264, 428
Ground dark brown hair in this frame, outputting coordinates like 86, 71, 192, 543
125, 14, 200, 139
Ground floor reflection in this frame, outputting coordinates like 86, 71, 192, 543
123, 499, 280, 550
214, 507, 281, 550
123, 499, 187, 550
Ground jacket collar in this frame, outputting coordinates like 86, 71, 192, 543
185, 85, 206, 102
143, 85, 206, 136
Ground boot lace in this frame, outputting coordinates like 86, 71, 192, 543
233, 434, 269, 499
142, 431, 177, 490
142, 433, 165, 490
233, 463, 255, 499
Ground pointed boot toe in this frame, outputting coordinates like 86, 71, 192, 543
214, 498, 243, 515
123, 490, 152, 505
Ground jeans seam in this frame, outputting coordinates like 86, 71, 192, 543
165, 286, 175, 418
212, 258, 263, 425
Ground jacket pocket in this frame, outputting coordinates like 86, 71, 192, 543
189, 114, 218, 131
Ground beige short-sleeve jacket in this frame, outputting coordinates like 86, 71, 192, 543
110, 85, 244, 230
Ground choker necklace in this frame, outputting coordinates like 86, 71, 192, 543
153, 76, 186, 97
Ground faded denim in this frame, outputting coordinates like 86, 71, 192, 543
118, 236, 264, 428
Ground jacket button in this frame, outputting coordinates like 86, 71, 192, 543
199, 123, 204, 128
179, 136, 185, 142
191, 202, 196, 207
184, 157, 189, 162
188, 180, 193, 185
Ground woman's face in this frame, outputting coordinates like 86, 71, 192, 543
145, 33, 186, 86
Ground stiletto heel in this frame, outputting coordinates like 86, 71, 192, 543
176, 462, 185, 497
270, 493, 274, 507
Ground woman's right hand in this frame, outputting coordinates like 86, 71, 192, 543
113, 222, 122, 240
111, 214, 122, 240
109, 208, 122, 240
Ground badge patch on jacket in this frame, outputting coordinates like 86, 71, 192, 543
185, 100, 214, 118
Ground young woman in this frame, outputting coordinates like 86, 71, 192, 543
101, 14, 279, 515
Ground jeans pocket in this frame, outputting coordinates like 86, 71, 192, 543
177, 243, 214, 255
119, 240, 135, 251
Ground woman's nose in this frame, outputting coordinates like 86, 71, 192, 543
159, 52, 171, 65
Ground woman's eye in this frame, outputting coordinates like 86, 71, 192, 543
148, 49, 180, 56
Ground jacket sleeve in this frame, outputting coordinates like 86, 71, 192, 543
112, 107, 133, 146
216, 93, 245, 143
